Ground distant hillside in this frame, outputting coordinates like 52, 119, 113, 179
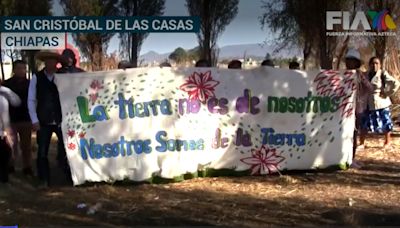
139, 43, 301, 63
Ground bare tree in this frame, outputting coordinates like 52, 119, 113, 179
118, 0, 165, 68
61, 0, 118, 71
260, 0, 350, 70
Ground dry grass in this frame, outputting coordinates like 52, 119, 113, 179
0, 135, 400, 227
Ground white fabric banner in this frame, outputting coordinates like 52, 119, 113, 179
55, 67, 356, 186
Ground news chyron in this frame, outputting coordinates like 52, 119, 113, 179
0, 16, 200, 50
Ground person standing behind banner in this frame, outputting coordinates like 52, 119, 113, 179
289, 61, 300, 70
359, 57, 400, 150
0, 85, 21, 183
261, 59, 274, 67
228, 60, 242, 69
56, 49, 86, 182
345, 49, 373, 169
57, 48, 85, 73
2, 60, 33, 176
195, 59, 211, 67
28, 50, 70, 188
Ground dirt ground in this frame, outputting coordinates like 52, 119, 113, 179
0, 134, 400, 227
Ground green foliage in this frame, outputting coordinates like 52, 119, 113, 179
168, 47, 187, 64
118, 0, 166, 67
0, 0, 52, 74
60, 0, 119, 71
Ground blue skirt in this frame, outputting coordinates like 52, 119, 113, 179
361, 107, 393, 133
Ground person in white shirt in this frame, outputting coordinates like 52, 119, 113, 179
28, 50, 71, 188
0, 85, 21, 183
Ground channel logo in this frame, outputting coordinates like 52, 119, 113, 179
367, 10, 396, 31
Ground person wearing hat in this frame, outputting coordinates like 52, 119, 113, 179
28, 50, 70, 188
57, 48, 85, 73
345, 48, 373, 168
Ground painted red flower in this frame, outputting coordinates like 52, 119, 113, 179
240, 145, 285, 175
90, 80, 103, 91
313, 70, 356, 118
67, 129, 75, 138
67, 143, 76, 150
79, 131, 86, 138
89, 93, 98, 104
180, 71, 220, 103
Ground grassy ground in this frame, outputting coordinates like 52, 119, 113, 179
0, 134, 400, 227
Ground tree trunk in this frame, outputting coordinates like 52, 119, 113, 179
10, 51, 14, 64
27, 51, 37, 74
335, 36, 349, 70
374, 37, 387, 64
202, 0, 212, 65
302, 41, 312, 70
129, 0, 139, 68
99, 42, 104, 71
131, 34, 139, 68
91, 43, 100, 71
0, 52, 4, 81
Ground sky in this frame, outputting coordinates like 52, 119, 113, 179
53, 0, 268, 55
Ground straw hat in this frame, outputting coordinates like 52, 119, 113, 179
35, 50, 65, 63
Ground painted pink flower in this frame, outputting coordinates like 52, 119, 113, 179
89, 93, 98, 104
90, 80, 103, 91
67, 143, 76, 150
241, 145, 285, 175
313, 70, 356, 118
79, 131, 86, 138
67, 129, 75, 138
180, 71, 220, 103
